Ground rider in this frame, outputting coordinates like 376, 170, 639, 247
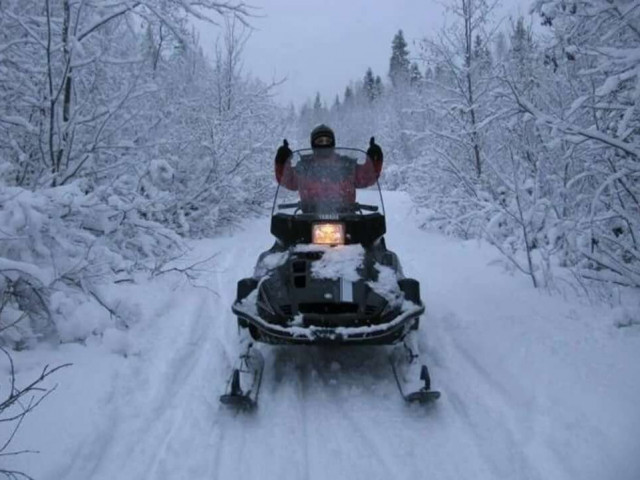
274, 125, 383, 205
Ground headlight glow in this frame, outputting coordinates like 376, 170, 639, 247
312, 222, 345, 245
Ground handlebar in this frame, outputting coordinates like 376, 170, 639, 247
276, 201, 379, 213
357, 203, 379, 212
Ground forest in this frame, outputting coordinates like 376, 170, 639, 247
1, 1, 639, 478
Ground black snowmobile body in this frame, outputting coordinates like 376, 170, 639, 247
231, 148, 425, 346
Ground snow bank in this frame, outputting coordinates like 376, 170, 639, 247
0, 184, 183, 347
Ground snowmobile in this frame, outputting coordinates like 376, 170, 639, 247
220, 148, 440, 409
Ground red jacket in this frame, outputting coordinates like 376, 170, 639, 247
275, 152, 382, 204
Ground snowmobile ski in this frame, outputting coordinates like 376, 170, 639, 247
220, 344, 264, 410
390, 344, 441, 404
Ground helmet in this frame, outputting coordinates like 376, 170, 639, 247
310, 124, 336, 149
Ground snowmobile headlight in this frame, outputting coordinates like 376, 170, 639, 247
312, 222, 345, 245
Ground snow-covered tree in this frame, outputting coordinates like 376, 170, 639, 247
364, 68, 376, 102
389, 30, 411, 87
409, 62, 423, 86
517, 0, 640, 287
419, 0, 498, 179
0, 0, 290, 348
291, 2, 640, 293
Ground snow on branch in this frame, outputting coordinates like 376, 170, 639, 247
0, 346, 70, 480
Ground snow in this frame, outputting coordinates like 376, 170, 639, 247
304, 244, 364, 282
260, 252, 289, 270
368, 263, 404, 306
4, 191, 640, 480
254, 251, 289, 277
0, 257, 50, 284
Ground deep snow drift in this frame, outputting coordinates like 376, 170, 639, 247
4, 191, 640, 480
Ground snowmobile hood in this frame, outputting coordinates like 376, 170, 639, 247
233, 243, 424, 345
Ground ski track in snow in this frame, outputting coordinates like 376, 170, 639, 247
6, 191, 640, 480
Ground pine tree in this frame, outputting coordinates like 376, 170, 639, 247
473, 34, 492, 75
363, 67, 376, 102
332, 94, 341, 112
312, 92, 327, 124
374, 75, 384, 98
409, 62, 423, 86
424, 67, 433, 81
510, 17, 531, 55
343, 85, 354, 106
509, 17, 535, 86
494, 31, 507, 62
389, 29, 410, 87
313, 92, 322, 111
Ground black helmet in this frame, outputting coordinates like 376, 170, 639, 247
310, 124, 336, 148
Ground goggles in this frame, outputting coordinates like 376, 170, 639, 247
313, 135, 333, 147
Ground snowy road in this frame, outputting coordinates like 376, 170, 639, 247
7, 192, 640, 480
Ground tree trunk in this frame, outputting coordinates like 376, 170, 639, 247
463, 0, 482, 178
53, 0, 72, 185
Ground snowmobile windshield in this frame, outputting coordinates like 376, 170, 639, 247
273, 148, 384, 216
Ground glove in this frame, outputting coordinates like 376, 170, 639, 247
275, 139, 292, 166
367, 136, 383, 164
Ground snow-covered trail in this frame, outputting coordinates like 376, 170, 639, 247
8, 192, 640, 480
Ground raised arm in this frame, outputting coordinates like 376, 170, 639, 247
274, 139, 298, 190
354, 137, 384, 188
367, 136, 383, 176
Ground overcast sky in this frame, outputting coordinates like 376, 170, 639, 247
196, 0, 533, 107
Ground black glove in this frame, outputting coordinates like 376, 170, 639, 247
275, 139, 292, 166
367, 136, 383, 164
